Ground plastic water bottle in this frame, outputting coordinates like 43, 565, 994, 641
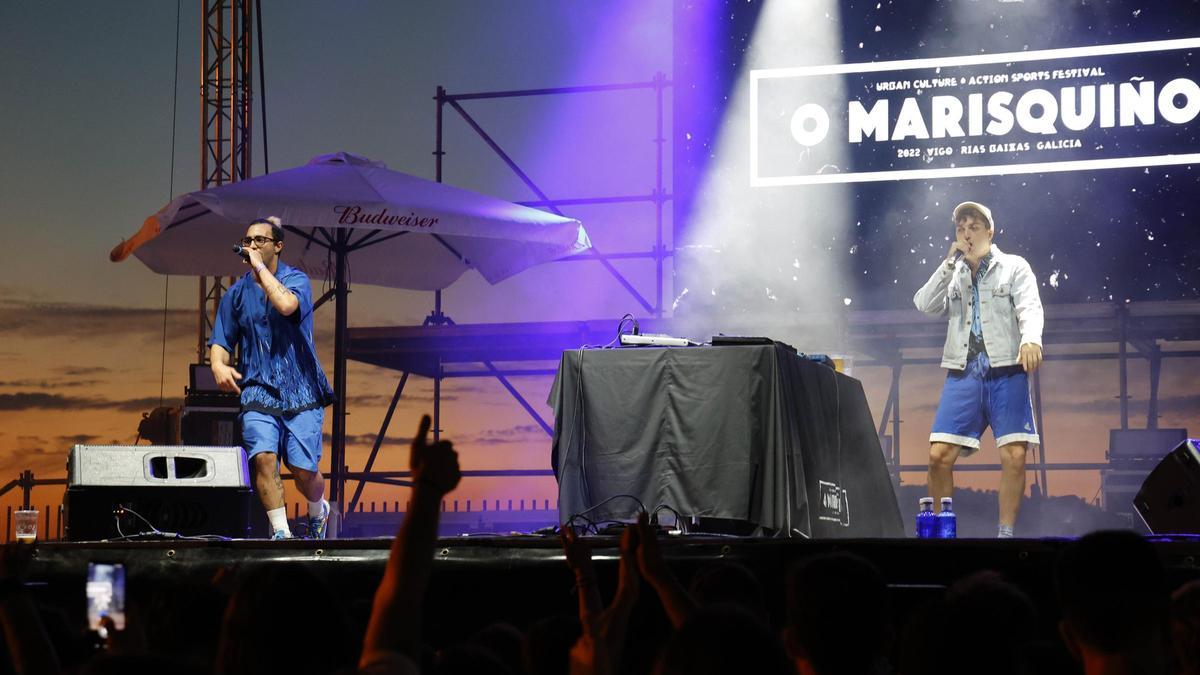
916, 497, 937, 538
937, 497, 957, 539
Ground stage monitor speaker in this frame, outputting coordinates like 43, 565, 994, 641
1133, 438, 1200, 535
64, 445, 253, 541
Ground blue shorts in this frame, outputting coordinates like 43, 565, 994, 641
930, 353, 1040, 456
241, 408, 324, 472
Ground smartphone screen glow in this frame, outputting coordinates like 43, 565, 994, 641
86, 563, 126, 633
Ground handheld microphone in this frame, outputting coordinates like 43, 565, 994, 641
233, 244, 249, 259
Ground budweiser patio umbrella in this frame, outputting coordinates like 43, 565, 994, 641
112, 152, 591, 512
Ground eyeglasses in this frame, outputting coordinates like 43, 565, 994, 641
240, 235, 277, 246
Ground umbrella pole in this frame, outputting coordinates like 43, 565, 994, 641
425, 290, 452, 444
332, 233, 349, 521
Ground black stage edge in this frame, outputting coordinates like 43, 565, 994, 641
24, 536, 1200, 649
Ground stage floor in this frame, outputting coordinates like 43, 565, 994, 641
31, 531, 1200, 560
29, 533, 1200, 588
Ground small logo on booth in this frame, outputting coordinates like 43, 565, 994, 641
790, 103, 831, 146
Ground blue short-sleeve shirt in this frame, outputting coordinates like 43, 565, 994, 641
209, 262, 336, 416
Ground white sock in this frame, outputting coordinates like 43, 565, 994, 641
308, 498, 327, 518
267, 507, 291, 535
998, 524, 1014, 538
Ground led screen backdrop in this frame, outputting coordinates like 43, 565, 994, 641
674, 0, 1200, 315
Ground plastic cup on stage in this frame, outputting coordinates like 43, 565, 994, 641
14, 509, 38, 542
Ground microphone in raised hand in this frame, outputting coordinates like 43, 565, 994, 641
947, 242, 965, 265
233, 244, 250, 259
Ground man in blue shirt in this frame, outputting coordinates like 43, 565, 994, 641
210, 217, 336, 539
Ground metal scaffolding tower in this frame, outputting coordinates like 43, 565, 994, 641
196, 0, 253, 363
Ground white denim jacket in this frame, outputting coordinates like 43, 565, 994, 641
913, 245, 1044, 370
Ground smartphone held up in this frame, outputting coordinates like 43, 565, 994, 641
86, 562, 126, 637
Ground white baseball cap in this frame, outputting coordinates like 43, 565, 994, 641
952, 201, 994, 231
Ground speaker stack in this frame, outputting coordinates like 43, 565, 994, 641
1100, 429, 1188, 525
64, 445, 254, 541
180, 363, 242, 447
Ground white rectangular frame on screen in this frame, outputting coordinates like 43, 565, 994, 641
749, 37, 1200, 187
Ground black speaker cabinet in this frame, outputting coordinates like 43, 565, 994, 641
1133, 439, 1200, 535
64, 445, 253, 541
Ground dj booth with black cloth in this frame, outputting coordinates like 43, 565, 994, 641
549, 343, 904, 538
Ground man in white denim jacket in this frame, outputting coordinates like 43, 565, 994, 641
914, 201, 1043, 538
